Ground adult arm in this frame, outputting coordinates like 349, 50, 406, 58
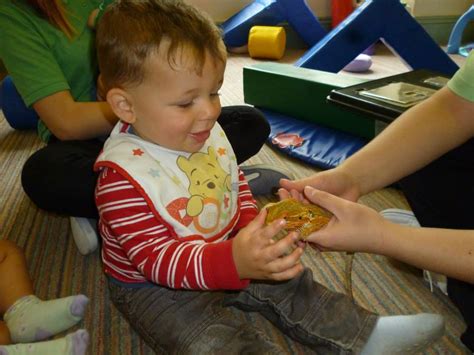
280, 87, 474, 200
0, 5, 118, 140
304, 187, 474, 284
33, 91, 117, 140
338, 86, 474, 195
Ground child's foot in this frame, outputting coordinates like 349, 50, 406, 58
4, 294, 89, 343
0, 329, 89, 355
70, 217, 99, 255
361, 313, 445, 354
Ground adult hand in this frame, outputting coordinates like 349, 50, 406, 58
303, 186, 388, 254
232, 209, 304, 281
278, 167, 361, 203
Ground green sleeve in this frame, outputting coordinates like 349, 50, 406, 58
447, 52, 474, 103
0, 6, 69, 106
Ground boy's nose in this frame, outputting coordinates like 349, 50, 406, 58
200, 100, 220, 121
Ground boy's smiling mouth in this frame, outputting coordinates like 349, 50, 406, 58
190, 129, 211, 143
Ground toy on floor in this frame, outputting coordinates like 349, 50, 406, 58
248, 26, 286, 60
343, 53, 372, 72
447, 5, 474, 57
296, 0, 459, 76
221, 0, 326, 49
221, 0, 371, 70
331, 0, 373, 73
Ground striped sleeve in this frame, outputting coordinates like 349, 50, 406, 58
95, 167, 249, 290
232, 168, 259, 231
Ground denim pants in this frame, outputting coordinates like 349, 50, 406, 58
399, 138, 474, 351
107, 269, 377, 354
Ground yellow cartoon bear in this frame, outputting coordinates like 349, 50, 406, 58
177, 146, 231, 217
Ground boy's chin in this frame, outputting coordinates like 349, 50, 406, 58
179, 142, 206, 154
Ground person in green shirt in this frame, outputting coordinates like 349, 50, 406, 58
280, 52, 474, 352
0, 0, 290, 255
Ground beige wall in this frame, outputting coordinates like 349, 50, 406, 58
188, 0, 330, 22
189, 0, 472, 22
406, 0, 472, 16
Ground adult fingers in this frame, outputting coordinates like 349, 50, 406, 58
280, 177, 315, 193
303, 186, 349, 218
277, 188, 305, 202
277, 187, 291, 200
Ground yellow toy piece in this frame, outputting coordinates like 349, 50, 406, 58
248, 26, 286, 60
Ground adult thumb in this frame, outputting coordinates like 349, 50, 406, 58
303, 186, 343, 217
280, 176, 313, 192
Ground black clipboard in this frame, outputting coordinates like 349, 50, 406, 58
327, 69, 450, 124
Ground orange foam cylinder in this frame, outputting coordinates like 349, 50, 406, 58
248, 26, 286, 60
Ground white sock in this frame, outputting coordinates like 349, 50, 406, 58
4, 295, 89, 343
361, 313, 444, 354
0, 329, 89, 355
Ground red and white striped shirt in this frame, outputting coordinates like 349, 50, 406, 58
95, 167, 258, 290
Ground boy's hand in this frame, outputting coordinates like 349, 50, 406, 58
232, 209, 304, 281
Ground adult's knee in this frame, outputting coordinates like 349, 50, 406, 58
21, 151, 53, 211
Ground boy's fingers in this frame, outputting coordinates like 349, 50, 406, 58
264, 231, 299, 260
268, 262, 304, 281
246, 208, 267, 231
261, 218, 287, 240
266, 246, 304, 273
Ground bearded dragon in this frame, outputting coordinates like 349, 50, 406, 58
264, 198, 332, 238
264, 198, 355, 300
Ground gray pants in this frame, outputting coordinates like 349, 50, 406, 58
107, 269, 377, 354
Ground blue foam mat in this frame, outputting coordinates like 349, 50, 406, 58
1, 76, 38, 130
261, 108, 367, 169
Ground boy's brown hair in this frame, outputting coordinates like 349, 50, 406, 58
96, 0, 226, 91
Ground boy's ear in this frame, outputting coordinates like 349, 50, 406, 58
107, 88, 136, 124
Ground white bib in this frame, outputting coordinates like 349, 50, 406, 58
96, 121, 240, 241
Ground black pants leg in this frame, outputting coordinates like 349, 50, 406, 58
21, 138, 103, 219
21, 106, 269, 218
399, 138, 474, 351
219, 105, 269, 164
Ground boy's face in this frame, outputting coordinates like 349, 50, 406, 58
125, 48, 225, 153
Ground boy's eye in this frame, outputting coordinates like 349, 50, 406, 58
177, 101, 193, 108
211, 92, 221, 98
